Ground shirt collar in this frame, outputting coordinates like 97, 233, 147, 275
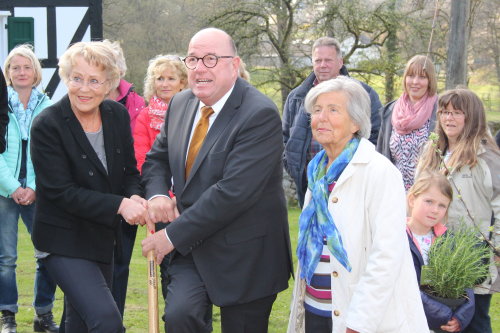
198, 84, 235, 115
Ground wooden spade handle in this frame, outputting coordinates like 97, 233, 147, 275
147, 227, 159, 333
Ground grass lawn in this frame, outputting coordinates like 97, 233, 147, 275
15, 208, 500, 332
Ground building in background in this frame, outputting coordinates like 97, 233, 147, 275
0, 0, 103, 101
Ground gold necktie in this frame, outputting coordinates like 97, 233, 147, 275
185, 106, 214, 178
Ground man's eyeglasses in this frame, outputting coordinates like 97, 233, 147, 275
68, 76, 108, 90
438, 110, 465, 119
183, 55, 234, 70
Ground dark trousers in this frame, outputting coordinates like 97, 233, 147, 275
305, 309, 332, 333
112, 222, 138, 317
60, 222, 137, 332
463, 293, 492, 333
164, 253, 276, 333
156, 222, 170, 302
43, 255, 123, 333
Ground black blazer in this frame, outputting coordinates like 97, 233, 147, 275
142, 78, 293, 307
30, 95, 141, 264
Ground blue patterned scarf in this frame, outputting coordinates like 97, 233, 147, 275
297, 137, 360, 284
8, 86, 41, 140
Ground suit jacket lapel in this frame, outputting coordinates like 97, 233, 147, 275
61, 96, 109, 179
171, 96, 199, 192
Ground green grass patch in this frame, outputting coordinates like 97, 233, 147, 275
15, 208, 499, 332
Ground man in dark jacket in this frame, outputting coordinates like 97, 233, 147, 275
282, 37, 382, 207
0, 68, 8, 153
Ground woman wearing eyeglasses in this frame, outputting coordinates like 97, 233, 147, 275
133, 54, 186, 172
0, 44, 59, 333
30, 41, 148, 332
418, 88, 500, 333
377, 55, 438, 191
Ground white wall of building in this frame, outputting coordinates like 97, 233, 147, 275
1, 6, 91, 101
0, 11, 11, 63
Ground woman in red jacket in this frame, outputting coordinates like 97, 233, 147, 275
133, 55, 187, 172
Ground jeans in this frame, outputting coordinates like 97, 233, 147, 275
463, 293, 492, 333
0, 194, 56, 314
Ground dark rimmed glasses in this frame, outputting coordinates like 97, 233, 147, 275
183, 55, 234, 70
437, 110, 465, 119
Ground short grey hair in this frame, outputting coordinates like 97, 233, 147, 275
304, 76, 371, 139
312, 37, 342, 59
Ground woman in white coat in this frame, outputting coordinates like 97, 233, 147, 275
288, 76, 428, 333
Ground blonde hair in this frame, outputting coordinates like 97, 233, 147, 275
238, 60, 250, 81
403, 55, 437, 97
58, 41, 121, 90
407, 169, 453, 217
102, 39, 127, 79
418, 89, 499, 171
3, 44, 43, 87
143, 55, 187, 101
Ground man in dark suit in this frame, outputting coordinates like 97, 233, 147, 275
141, 28, 293, 333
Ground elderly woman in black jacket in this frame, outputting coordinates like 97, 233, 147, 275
30, 41, 148, 333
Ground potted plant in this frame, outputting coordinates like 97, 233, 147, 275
420, 223, 491, 333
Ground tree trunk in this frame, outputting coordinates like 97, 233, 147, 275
385, 31, 397, 104
487, 18, 500, 93
383, 0, 397, 104
446, 0, 470, 89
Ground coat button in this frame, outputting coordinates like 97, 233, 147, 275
116, 148, 121, 154
332, 271, 338, 278
81, 154, 87, 159
89, 170, 94, 176
334, 310, 340, 316
331, 197, 338, 203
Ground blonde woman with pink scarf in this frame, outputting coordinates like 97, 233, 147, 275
377, 55, 438, 191
133, 55, 187, 172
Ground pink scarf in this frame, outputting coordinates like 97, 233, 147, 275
391, 92, 437, 135
147, 96, 169, 130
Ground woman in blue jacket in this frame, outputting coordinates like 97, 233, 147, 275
0, 44, 58, 333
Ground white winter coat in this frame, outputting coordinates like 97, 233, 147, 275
287, 139, 429, 333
